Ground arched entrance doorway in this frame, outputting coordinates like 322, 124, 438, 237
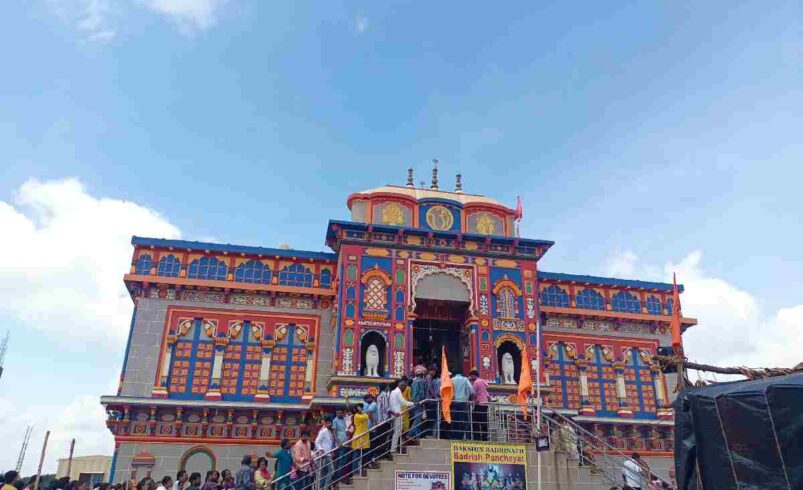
412, 272, 472, 373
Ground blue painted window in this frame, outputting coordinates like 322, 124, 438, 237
540, 285, 570, 308
588, 345, 617, 417
625, 348, 657, 419
135, 254, 153, 275
346, 286, 356, 300
345, 303, 356, 318
496, 287, 517, 318
220, 322, 262, 400
267, 325, 309, 402
611, 291, 641, 313
549, 343, 579, 409
319, 268, 332, 288
395, 290, 404, 303
645, 296, 663, 315
665, 298, 675, 316
187, 257, 228, 281
575, 289, 605, 310
395, 306, 405, 322
167, 319, 213, 398
278, 263, 313, 287
234, 260, 272, 284
157, 255, 181, 277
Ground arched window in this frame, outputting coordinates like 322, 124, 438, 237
575, 289, 605, 310
364, 277, 388, 311
187, 257, 228, 281
611, 291, 641, 313
278, 263, 313, 287
319, 268, 332, 288
157, 255, 181, 277
496, 287, 517, 318
645, 296, 662, 316
234, 260, 272, 284
665, 298, 675, 316
135, 254, 153, 275
541, 285, 570, 307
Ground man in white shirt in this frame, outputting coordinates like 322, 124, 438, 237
314, 417, 335, 489
389, 378, 414, 454
155, 476, 172, 490
172, 471, 188, 490
622, 452, 644, 490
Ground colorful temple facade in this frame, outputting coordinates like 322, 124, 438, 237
101, 169, 695, 482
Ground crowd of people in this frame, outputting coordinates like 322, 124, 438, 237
1, 366, 517, 490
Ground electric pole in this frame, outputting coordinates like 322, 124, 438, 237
16, 425, 33, 472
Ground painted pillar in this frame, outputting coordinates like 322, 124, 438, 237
255, 340, 274, 402
152, 333, 175, 399
205, 339, 227, 401
653, 364, 673, 419
577, 360, 596, 416
614, 361, 633, 417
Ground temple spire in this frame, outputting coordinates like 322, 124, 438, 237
406, 168, 414, 187
455, 172, 463, 193
431, 159, 439, 190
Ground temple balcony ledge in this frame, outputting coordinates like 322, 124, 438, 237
123, 274, 336, 297
540, 305, 697, 327
100, 394, 311, 411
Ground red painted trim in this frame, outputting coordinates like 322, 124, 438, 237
540, 305, 698, 325
115, 436, 282, 445
124, 274, 335, 297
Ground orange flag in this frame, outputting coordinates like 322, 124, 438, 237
439, 346, 454, 424
670, 273, 683, 348
518, 349, 533, 418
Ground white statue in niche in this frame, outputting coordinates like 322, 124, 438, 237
501, 352, 516, 384
365, 344, 380, 377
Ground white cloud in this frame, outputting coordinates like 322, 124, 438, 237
142, 0, 223, 31
352, 13, 369, 34
603, 249, 803, 371
45, 0, 117, 42
0, 392, 113, 476
0, 178, 181, 347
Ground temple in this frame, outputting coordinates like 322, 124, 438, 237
101, 167, 695, 482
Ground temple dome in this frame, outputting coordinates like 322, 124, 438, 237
348, 185, 510, 209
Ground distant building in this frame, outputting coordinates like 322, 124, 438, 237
56, 455, 111, 485
101, 167, 695, 483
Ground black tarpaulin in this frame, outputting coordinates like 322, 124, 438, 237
674, 372, 803, 490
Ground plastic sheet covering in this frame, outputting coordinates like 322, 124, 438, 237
673, 372, 803, 490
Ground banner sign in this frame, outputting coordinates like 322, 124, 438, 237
394, 471, 450, 490
451, 441, 528, 489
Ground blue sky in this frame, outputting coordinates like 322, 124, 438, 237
1, 0, 801, 474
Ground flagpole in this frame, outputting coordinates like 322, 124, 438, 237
536, 316, 542, 490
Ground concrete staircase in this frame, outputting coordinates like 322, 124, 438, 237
338, 438, 616, 490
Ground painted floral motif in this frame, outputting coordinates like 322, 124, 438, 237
231, 294, 268, 306
180, 290, 225, 303
546, 317, 578, 329
393, 351, 405, 377
526, 297, 536, 319
340, 348, 354, 375
479, 295, 489, 315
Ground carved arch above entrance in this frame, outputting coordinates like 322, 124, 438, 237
410, 265, 475, 313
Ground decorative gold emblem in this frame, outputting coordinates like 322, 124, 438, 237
381, 203, 405, 226
475, 213, 496, 235
425, 205, 454, 230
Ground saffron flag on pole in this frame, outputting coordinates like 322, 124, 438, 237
515, 196, 523, 221
670, 273, 682, 348
439, 346, 453, 424
518, 349, 533, 418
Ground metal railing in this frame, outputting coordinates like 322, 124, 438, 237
267, 399, 674, 490
541, 411, 675, 489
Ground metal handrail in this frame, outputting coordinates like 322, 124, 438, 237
268, 397, 427, 488
543, 411, 675, 489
